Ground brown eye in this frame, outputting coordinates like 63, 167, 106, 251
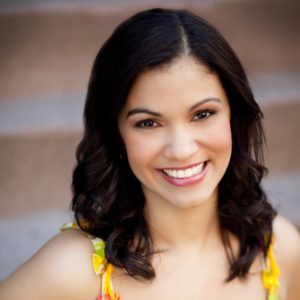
193, 110, 214, 121
135, 119, 159, 128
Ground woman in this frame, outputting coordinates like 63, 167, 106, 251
1, 8, 299, 300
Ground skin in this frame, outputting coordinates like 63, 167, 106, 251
118, 56, 232, 213
1, 57, 300, 300
118, 56, 232, 254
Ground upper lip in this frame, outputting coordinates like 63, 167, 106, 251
159, 161, 206, 171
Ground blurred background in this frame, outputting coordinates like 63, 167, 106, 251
0, 0, 299, 281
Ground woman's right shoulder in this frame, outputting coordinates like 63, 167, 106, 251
0, 228, 102, 300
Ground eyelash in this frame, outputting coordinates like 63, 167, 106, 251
134, 109, 215, 129
192, 109, 215, 121
134, 119, 159, 128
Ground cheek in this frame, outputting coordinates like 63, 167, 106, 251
122, 132, 162, 171
215, 126, 232, 153
204, 118, 232, 157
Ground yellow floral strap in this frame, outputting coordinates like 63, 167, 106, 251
92, 238, 107, 275
92, 240, 120, 299
262, 238, 280, 300
101, 263, 120, 300
60, 221, 81, 230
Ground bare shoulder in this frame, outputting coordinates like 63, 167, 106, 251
273, 215, 300, 300
0, 229, 101, 300
273, 215, 300, 258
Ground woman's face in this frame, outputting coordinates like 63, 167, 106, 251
118, 57, 232, 209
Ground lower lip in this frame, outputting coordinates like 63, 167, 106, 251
159, 162, 208, 187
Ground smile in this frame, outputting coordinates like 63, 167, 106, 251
162, 162, 205, 179
159, 162, 208, 187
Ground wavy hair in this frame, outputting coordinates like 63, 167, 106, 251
72, 8, 276, 281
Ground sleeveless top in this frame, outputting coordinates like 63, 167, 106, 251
61, 222, 280, 300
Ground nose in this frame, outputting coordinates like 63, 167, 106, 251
164, 125, 198, 161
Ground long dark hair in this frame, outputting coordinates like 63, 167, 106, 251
72, 8, 276, 281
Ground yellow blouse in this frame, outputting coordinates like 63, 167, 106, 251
61, 222, 280, 300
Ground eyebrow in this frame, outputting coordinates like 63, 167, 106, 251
126, 108, 162, 118
126, 97, 221, 118
189, 97, 221, 111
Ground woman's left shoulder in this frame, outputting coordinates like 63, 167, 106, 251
273, 215, 300, 299
273, 215, 300, 256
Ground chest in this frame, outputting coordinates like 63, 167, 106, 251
112, 259, 267, 300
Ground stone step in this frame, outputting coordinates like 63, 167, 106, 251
0, 130, 80, 217
0, 0, 299, 101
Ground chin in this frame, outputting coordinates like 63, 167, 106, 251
167, 190, 217, 209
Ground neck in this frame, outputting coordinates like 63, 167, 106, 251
144, 194, 221, 252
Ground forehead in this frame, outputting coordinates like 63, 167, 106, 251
123, 57, 228, 112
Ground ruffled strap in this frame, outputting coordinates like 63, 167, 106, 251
99, 263, 120, 300
61, 222, 120, 300
262, 238, 280, 300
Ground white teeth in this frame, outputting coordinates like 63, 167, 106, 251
163, 163, 205, 179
